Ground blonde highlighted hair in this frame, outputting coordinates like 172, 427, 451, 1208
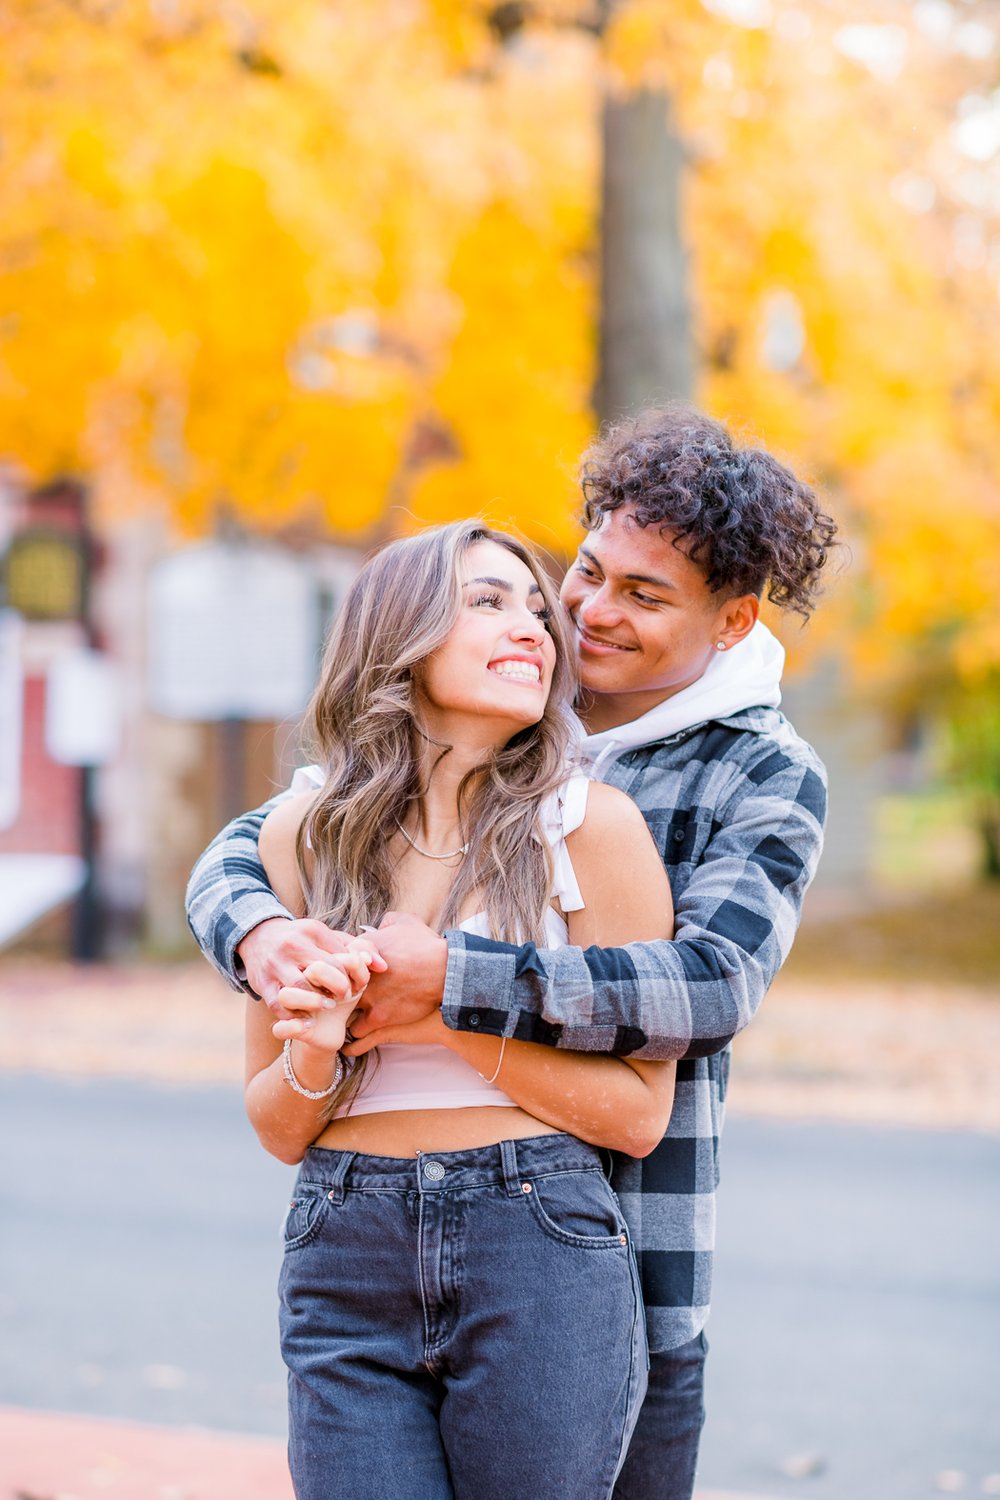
298, 520, 578, 949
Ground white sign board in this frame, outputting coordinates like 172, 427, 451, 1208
0, 853, 86, 947
46, 647, 122, 767
147, 543, 317, 721
0, 610, 23, 830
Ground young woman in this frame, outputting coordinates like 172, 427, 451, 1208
244, 521, 675, 1500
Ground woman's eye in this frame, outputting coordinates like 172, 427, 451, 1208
471, 591, 504, 609
532, 606, 552, 624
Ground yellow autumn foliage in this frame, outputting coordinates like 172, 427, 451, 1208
2, 0, 999, 696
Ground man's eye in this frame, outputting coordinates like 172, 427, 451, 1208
575, 561, 597, 579
633, 593, 663, 607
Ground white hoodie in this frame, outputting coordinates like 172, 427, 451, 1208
580, 619, 785, 779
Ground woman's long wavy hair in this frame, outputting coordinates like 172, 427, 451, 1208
297, 520, 578, 964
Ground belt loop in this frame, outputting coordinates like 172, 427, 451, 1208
325, 1151, 354, 1205
500, 1138, 522, 1197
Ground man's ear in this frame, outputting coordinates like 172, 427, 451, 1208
715, 594, 759, 651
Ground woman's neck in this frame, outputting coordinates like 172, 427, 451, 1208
409, 736, 487, 847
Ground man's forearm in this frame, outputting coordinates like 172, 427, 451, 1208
442, 813, 823, 1059
441, 927, 768, 1061
441, 749, 827, 1059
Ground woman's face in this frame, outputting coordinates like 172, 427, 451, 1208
418, 539, 558, 744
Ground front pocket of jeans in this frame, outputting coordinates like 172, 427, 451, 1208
283, 1186, 333, 1251
525, 1169, 628, 1249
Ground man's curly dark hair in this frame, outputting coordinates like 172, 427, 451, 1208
580, 404, 837, 618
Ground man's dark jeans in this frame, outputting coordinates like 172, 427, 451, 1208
613, 1331, 708, 1500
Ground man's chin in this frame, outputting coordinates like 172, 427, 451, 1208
576, 664, 624, 696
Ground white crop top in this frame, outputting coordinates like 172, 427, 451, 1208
329, 773, 590, 1119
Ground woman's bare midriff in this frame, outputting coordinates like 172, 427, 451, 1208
312, 1105, 562, 1159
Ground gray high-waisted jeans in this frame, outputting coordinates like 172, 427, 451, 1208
279, 1133, 648, 1499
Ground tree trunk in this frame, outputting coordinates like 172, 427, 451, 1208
596, 87, 693, 425
978, 806, 1000, 880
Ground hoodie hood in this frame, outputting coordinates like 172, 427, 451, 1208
580, 619, 785, 777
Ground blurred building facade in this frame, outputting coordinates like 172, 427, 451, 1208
0, 475, 358, 956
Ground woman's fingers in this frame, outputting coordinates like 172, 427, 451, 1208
271, 989, 355, 1048
271, 1015, 316, 1041
302, 955, 371, 999
271, 939, 388, 1028
348, 933, 389, 972
276, 983, 345, 1012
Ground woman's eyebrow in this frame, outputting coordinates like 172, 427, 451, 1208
464, 575, 544, 596
464, 574, 512, 591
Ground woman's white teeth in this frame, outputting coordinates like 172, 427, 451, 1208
491, 661, 540, 682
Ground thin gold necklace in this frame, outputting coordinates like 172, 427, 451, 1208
394, 819, 469, 860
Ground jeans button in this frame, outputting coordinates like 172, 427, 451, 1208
423, 1160, 446, 1181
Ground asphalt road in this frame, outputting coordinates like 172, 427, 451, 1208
1, 1074, 997, 1499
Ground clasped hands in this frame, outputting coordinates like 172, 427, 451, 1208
238, 911, 451, 1058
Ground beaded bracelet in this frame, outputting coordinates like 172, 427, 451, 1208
282, 1037, 343, 1100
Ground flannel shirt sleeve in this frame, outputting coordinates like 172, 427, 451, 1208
440, 748, 827, 1061
185, 793, 294, 992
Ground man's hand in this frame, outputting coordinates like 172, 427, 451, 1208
348, 912, 448, 1039
238, 917, 357, 1016
341, 1007, 449, 1058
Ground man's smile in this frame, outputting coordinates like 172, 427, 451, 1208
574, 623, 637, 655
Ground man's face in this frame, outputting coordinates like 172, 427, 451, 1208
560, 508, 755, 715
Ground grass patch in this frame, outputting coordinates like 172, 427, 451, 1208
872, 790, 981, 890
784, 881, 1000, 987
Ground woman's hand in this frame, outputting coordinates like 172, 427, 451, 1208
271, 938, 387, 1053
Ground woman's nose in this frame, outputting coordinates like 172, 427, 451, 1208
510, 607, 546, 644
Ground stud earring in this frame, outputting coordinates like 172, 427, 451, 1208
715, 642, 727, 651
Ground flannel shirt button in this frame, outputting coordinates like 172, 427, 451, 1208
468, 1012, 481, 1028
673, 830, 685, 843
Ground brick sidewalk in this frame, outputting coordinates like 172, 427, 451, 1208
0, 1406, 775, 1500
0, 1407, 293, 1500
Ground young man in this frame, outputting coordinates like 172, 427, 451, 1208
187, 404, 836, 1499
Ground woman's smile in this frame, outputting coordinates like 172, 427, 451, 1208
488, 654, 544, 686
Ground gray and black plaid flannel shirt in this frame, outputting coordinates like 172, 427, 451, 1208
186, 704, 827, 1352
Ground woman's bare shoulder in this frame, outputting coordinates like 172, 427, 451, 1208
259, 791, 317, 915
564, 780, 672, 944
570, 780, 653, 846
260, 790, 317, 846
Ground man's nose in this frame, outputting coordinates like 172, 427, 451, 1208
578, 583, 619, 626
